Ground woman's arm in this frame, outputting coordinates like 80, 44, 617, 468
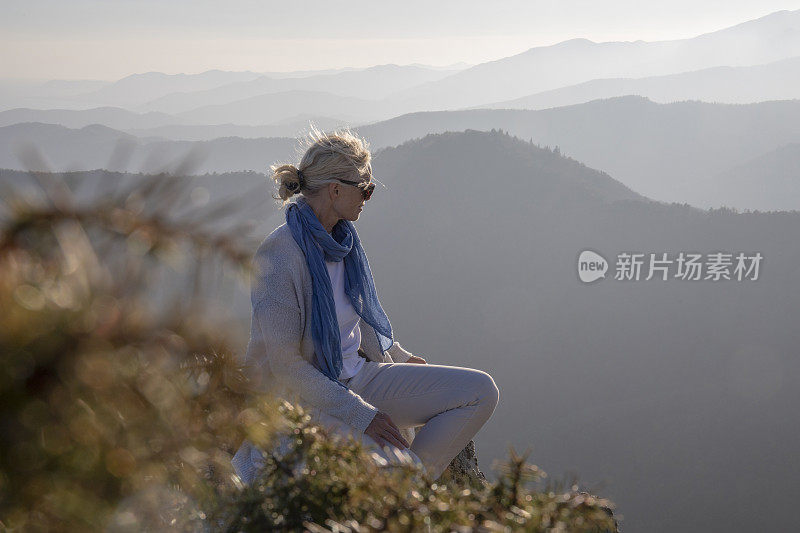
387, 341, 414, 363
250, 251, 379, 434
253, 299, 379, 433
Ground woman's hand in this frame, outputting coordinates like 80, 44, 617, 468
406, 355, 427, 364
365, 411, 410, 449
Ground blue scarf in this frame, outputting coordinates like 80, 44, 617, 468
286, 195, 394, 390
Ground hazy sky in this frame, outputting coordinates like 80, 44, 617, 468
3, 1, 799, 80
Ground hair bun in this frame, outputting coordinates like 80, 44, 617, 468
284, 168, 305, 195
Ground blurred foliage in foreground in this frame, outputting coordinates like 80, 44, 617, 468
0, 168, 619, 532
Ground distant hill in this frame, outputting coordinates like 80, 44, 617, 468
0, 107, 350, 141
73, 70, 264, 108
381, 9, 800, 112
0, 79, 110, 112
0, 122, 296, 175
124, 116, 355, 141
0, 107, 193, 130
141, 64, 462, 114
173, 90, 389, 126
0, 64, 463, 115
0, 167, 277, 237
477, 55, 800, 110
0, 107, 356, 141
370, 128, 645, 212
0, 123, 140, 173
354, 96, 800, 208
694, 143, 800, 211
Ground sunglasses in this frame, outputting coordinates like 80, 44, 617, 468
336, 178, 375, 201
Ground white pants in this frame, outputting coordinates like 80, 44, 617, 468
316, 360, 500, 481
232, 361, 499, 483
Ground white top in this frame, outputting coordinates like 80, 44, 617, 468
325, 258, 366, 380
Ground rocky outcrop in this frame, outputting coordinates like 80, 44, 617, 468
440, 437, 620, 532
442, 439, 488, 488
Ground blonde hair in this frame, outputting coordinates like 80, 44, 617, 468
270, 124, 374, 208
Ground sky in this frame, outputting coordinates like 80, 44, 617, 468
2, 0, 799, 81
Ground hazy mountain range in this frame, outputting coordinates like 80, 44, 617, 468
0, 10, 799, 214
0, 122, 297, 176
0, 107, 196, 130
2, 9, 800, 123
355, 96, 800, 209
74, 70, 265, 108
140, 64, 463, 114
124, 117, 355, 142
4, 129, 799, 532
170, 90, 389, 126
0, 64, 465, 114
380, 8, 800, 112
0, 107, 352, 140
476, 55, 800, 110
4, 97, 799, 211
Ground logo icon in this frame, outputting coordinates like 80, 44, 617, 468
578, 250, 608, 283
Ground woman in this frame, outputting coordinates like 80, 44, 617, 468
232, 127, 499, 485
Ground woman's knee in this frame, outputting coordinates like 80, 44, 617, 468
473, 370, 500, 411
